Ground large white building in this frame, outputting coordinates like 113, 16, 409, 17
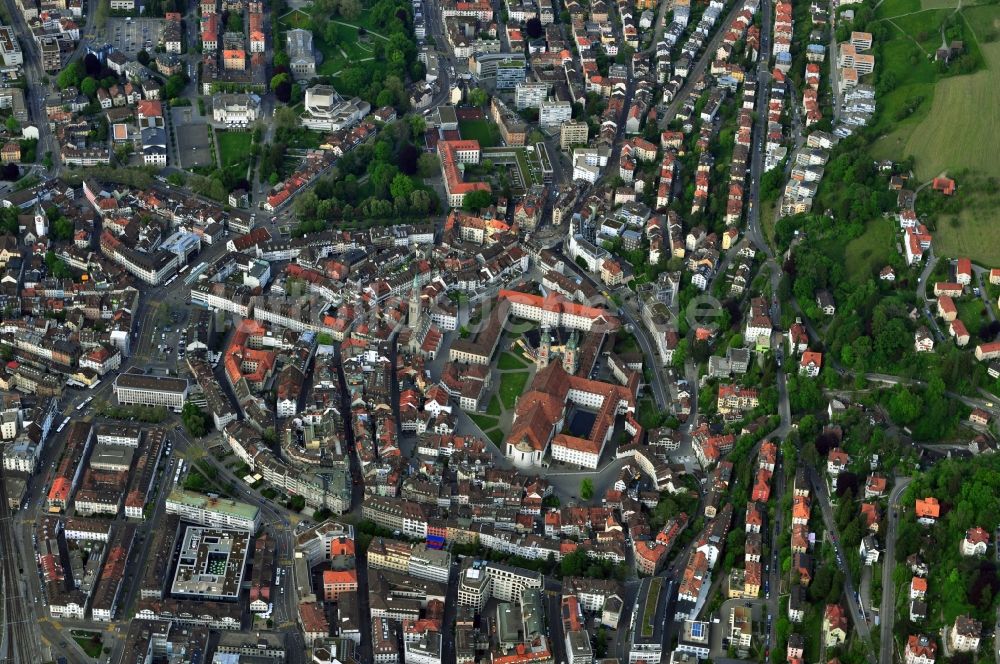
404, 632, 442, 664
551, 436, 601, 469
212, 93, 260, 127
286, 29, 316, 80
514, 81, 549, 109
165, 488, 261, 533
484, 562, 543, 603
301, 85, 371, 131
539, 100, 572, 127
113, 373, 188, 411
0, 26, 23, 66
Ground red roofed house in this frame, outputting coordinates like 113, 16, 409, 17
915, 497, 940, 524
823, 604, 848, 647
961, 527, 990, 556
969, 408, 991, 427
860, 502, 880, 532
799, 351, 822, 377
865, 474, 887, 499
905, 634, 937, 664
950, 319, 970, 347
955, 258, 973, 285
937, 295, 957, 321
910, 576, 928, 600
322, 569, 358, 600
932, 177, 955, 196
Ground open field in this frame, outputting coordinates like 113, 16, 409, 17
469, 413, 498, 431
459, 119, 502, 147
278, 10, 380, 76
498, 370, 530, 409
498, 351, 528, 370
71, 630, 103, 658
931, 207, 1000, 266
957, 298, 988, 336
872, 4, 996, 179
317, 24, 377, 76
216, 131, 253, 168
844, 218, 895, 283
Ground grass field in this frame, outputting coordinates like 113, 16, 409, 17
498, 351, 528, 370
872, 4, 997, 180
459, 119, 502, 148
957, 298, 988, 336
484, 428, 504, 447
487, 396, 502, 416
469, 413, 499, 431
316, 23, 377, 76
498, 370, 530, 409
278, 9, 380, 76
844, 219, 895, 283
930, 189, 1000, 264
71, 631, 103, 658
216, 131, 252, 169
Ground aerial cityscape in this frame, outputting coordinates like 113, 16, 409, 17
0, 0, 998, 659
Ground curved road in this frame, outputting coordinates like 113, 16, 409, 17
879, 476, 913, 664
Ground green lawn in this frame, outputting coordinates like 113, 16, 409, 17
278, 9, 380, 77
216, 131, 253, 169
71, 631, 103, 658
878, 0, 920, 13
498, 370, 530, 409
498, 351, 528, 370
930, 190, 1000, 265
316, 23, 376, 76
468, 413, 498, 431
957, 298, 988, 336
484, 428, 505, 447
636, 397, 660, 429
278, 8, 311, 28
458, 119, 502, 148
872, 5, 995, 179
487, 396, 503, 416
844, 219, 895, 283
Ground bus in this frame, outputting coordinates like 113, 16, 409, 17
87, 379, 101, 390
178, 264, 190, 274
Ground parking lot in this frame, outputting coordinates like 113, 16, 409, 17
98, 17, 166, 56
172, 107, 214, 169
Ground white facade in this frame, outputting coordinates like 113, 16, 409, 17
539, 101, 572, 127
550, 439, 600, 468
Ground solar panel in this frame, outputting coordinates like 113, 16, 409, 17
691, 622, 704, 638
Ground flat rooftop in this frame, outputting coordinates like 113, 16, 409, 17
170, 526, 249, 600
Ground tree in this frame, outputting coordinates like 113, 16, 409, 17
80, 76, 98, 99
417, 152, 439, 177
0, 163, 18, 181
137, 50, 151, 66
181, 401, 210, 438
468, 87, 488, 107
580, 478, 594, 500
561, 549, 587, 576
408, 115, 426, 141
272, 74, 292, 103
463, 189, 492, 210
83, 53, 101, 77
390, 173, 415, 201
57, 61, 84, 90
340, 0, 361, 20
525, 16, 543, 38
4, 116, 18, 135
164, 74, 186, 99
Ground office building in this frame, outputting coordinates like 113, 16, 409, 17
165, 488, 261, 533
